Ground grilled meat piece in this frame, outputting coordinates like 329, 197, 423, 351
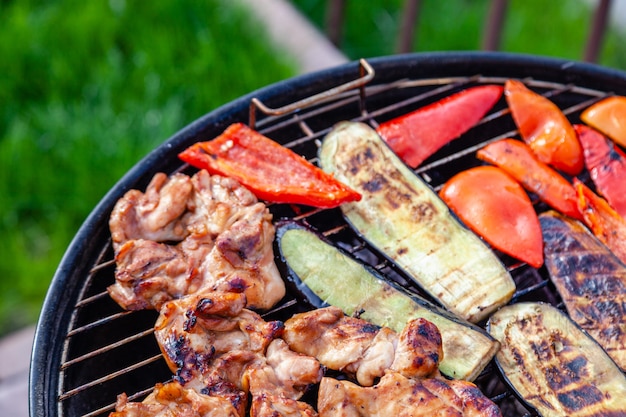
250, 393, 318, 417
540, 211, 626, 370
109, 239, 194, 311
110, 172, 193, 251
245, 338, 324, 399
109, 380, 240, 417
283, 306, 442, 386
154, 292, 283, 380
318, 371, 502, 417
245, 339, 323, 417
154, 291, 323, 416
108, 170, 285, 311
196, 202, 286, 310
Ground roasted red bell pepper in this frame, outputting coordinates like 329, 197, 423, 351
574, 179, 626, 265
575, 124, 626, 219
376, 85, 503, 168
581, 96, 626, 149
178, 123, 361, 208
476, 138, 582, 221
439, 166, 543, 268
504, 79, 583, 176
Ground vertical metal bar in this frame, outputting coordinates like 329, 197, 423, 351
396, 0, 421, 53
482, 0, 509, 51
326, 0, 346, 47
583, 0, 612, 63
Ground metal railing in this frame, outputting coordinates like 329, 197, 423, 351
323, 0, 613, 63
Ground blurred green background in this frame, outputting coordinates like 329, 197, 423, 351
1, 0, 625, 336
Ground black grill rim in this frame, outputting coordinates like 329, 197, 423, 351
29, 51, 626, 417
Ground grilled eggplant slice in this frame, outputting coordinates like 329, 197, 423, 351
275, 220, 500, 381
488, 302, 626, 417
540, 210, 626, 371
318, 121, 515, 323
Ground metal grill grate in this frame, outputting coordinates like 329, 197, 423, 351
50, 57, 622, 417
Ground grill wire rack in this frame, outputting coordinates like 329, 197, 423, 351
38, 55, 626, 417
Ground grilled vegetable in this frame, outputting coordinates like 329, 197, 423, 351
319, 121, 515, 323
540, 210, 626, 370
476, 138, 582, 221
178, 123, 361, 208
575, 179, 626, 265
275, 220, 500, 381
488, 302, 626, 417
504, 79, 583, 176
575, 124, 626, 219
376, 85, 503, 168
581, 95, 626, 148
440, 165, 544, 268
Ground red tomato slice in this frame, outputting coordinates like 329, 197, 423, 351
505, 79, 583, 176
377, 85, 503, 168
575, 179, 626, 265
476, 138, 582, 220
440, 166, 543, 268
575, 124, 626, 219
178, 123, 361, 208
581, 96, 626, 149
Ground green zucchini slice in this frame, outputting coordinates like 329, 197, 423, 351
319, 121, 515, 323
275, 220, 499, 381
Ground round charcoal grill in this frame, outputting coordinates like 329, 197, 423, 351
30, 52, 626, 417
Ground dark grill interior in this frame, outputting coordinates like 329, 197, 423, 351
32, 53, 626, 417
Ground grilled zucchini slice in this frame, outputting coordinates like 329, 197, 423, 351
319, 121, 515, 323
275, 220, 500, 381
540, 210, 626, 371
488, 302, 626, 417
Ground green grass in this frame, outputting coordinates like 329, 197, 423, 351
0, 0, 297, 335
291, 0, 626, 70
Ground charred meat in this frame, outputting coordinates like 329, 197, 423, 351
318, 371, 502, 417
108, 170, 285, 311
283, 306, 442, 386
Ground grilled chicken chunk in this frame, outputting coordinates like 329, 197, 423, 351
250, 393, 318, 417
154, 292, 283, 380
108, 170, 285, 311
318, 371, 502, 417
283, 306, 442, 386
109, 172, 193, 251
540, 211, 626, 370
110, 380, 240, 417
154, 291, 323, 416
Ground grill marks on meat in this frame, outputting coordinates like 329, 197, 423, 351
283, 306, 442, 386
108, 170, 285, 311
318, 372, 502, 417
110, 380, 240, 417
153, 291, 323, 416
284, 307, 501, 416
154, 292, 282, 382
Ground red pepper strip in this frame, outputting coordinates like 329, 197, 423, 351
581, 96, 626, 149
476, 138, 582, 221
376, 85, 503, 168
575, 124, 626, 219
178, 123, 361, 208
504, 79, 583, 176
574, 179, 626, 265
440, 166, 544, 268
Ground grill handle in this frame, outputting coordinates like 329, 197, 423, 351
248, 58, 374, 128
